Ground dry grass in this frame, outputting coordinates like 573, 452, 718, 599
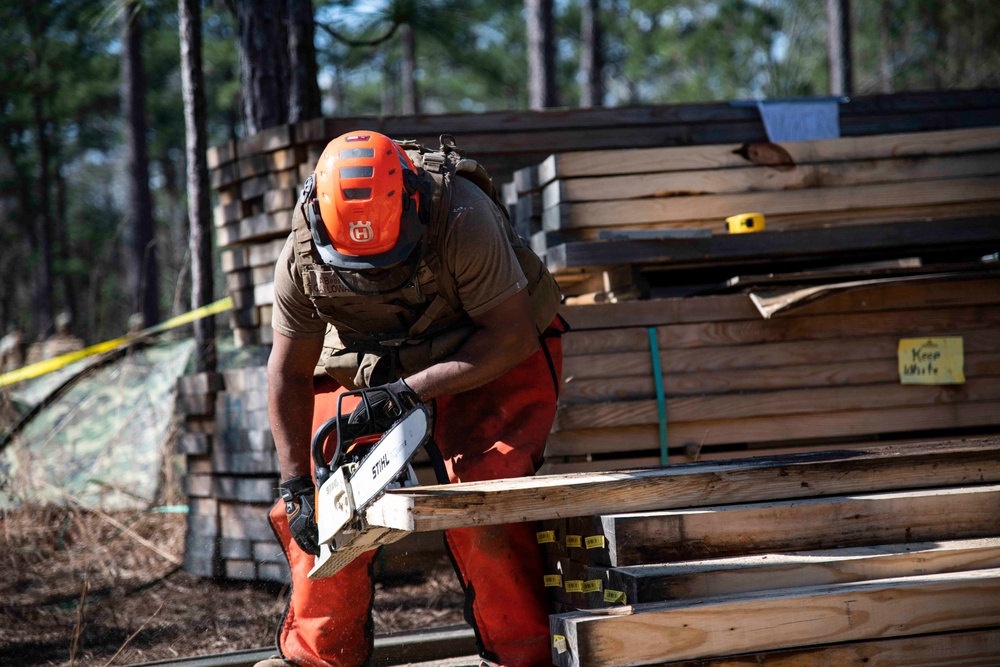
0, 504, 464, 666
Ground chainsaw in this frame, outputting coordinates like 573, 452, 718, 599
307, 385, 431, 580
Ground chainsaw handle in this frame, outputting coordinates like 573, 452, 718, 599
311, 415, 343, 491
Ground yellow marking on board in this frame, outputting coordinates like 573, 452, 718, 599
585, 535, 606, 549
553, 635, 568, 654
536, 530, 556, 544
725, 212, 766, 234
604, 589, 627, 604
543, 574, 563, 587
582, 580, 602, 593
565, 580, 584, 593
565, 534, 582, 548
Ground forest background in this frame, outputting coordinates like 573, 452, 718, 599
2, 0, 999, 357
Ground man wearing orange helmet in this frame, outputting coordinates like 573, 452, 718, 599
260, 131, 565, 667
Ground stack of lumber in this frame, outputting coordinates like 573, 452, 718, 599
526, 126, 1000, 297
347, 437, 1000, 665
543, 272, 1000, 473
208, 90, 1000, 348
538, 437, 1000, 666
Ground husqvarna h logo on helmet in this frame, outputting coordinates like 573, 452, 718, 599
349, 220, 374, 243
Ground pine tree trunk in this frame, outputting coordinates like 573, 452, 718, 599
121, 1, 160, 327
826, 0, 852, 95
287, 0, 321, 124
180, 0, 215, 373
525, 0, 557, 109
235, 0, 289, 134
579, 0, 603, 107
400, 23, 418, 115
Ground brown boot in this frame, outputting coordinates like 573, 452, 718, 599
252, 657, 295, 667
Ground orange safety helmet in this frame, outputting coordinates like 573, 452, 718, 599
304, 132, 424, 280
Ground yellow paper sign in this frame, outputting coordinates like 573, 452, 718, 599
536, 530, 556, 544
565, 580, 584, 593
582, 579, 602, 593
565, 535, 582, 548
543, 574, 563, 587
898, 337, 965, 385
553, 635, 568, 654
585, 535, 606, 549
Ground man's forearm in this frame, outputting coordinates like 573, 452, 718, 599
268, 372, 316, 482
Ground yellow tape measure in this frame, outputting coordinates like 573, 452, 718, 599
725, 212, 766, 234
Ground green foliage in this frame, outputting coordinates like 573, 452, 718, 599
1, 0, 997, 346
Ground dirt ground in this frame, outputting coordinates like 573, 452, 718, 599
0, 506, 466, 666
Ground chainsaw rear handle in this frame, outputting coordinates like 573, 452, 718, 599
311, 415, 343, 491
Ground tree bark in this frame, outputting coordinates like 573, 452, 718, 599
235, 0, 289, 134
24, 2, 55, 337
826, 0, 852, 95
180, 0, 215, 373
400, 23, 418, 115
287, 0, 321, 124
526, 0, 557, 109
579, 0, 603, 107
121, 1, 160, 327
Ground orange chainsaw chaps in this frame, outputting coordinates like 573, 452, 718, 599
270, 322, 564, 667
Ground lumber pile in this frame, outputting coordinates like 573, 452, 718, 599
520, 126, 1000, 297
543, 272, 1000, 473
208, 90, 1000, 347
534, 438, 1000, 666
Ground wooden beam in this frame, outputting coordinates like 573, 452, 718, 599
364, 439, 1000, 533
555, 377, 1000, 430
580, 485, 1000, 567
589, 537, 1000, 606
537, 126, 1000, 184
546, 217, 1000, 273
543, 177, 1000, 230
648, 628, 1000, 667
542, 152, 1000, 209
561, 352, 1000, 404
549, 568, 1000, 666
544, 401, 1000, 455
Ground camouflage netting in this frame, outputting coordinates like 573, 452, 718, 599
0, 339, 195, 511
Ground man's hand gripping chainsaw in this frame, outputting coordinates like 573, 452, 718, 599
306, 379, 431, 580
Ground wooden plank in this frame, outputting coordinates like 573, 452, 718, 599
555, 377, 1000, 431
562, 275, 1000, 332
546, 401, 1000, 456
649, 628, 1000, 667
550, 570, 1000, 666
542, 151, 1000, 209
537, 126, 1000, 183
543, 176, 1000, 230
546, 216, 1000, 273
585, 485, 1000, 567
590, 538, 1000, 606
563, 304, 1000, 355
561, 352, 1000, 404
563, 325, 1000, 364
365, 439, 1000, 533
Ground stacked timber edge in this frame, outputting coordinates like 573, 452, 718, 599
209, 90, 1000, 347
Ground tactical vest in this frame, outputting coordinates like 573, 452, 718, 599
290, 135, 561, 389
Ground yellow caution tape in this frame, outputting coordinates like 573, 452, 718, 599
725, 212, 766, 234
0, 297, 233, 389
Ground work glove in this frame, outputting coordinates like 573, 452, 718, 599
279, 475, 319, 556
343, 378, 420, 439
